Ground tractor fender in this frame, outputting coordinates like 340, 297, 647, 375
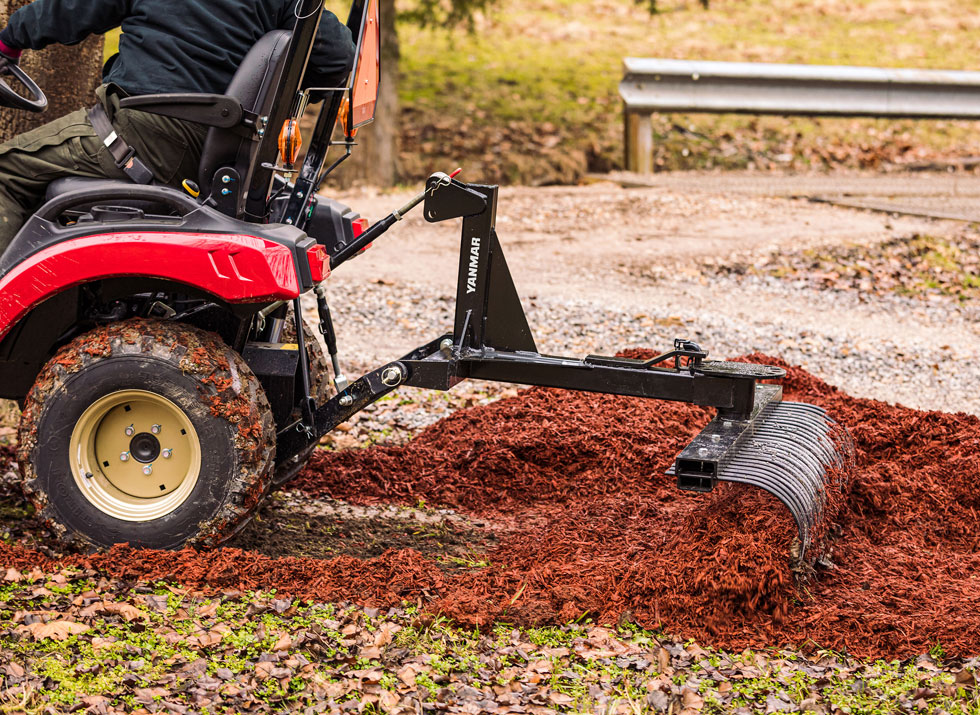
0, 231, 300, 343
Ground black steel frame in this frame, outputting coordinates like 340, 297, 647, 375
276, 177, 786, 463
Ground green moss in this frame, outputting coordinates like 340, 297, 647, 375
103, 28, 120, 59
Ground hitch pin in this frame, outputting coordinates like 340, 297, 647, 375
391, 168, 462, 221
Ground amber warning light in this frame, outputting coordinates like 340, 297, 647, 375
348, 0, 380, 131
278, 119, 302, 167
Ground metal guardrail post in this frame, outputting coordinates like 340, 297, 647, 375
620, 58, 980, 173
625, 105, 653, 174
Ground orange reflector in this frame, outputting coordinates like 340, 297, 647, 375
337, 97, 359, 139
306, 244, 330, 283
278, 119, 302, 166
337, 97, 349, 128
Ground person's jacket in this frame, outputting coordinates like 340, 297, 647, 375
0, 0, 355, 97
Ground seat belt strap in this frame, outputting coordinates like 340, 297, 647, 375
88, 102, 155, 185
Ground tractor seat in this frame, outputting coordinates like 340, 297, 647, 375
42, 29, 292, 214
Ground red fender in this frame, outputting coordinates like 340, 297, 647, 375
0, 231, 300, 342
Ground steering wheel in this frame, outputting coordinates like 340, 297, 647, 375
0, 63, 47, 113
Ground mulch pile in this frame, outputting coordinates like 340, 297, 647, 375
2, 354, 979, 659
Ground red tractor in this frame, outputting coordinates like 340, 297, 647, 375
0, 0, 851, 560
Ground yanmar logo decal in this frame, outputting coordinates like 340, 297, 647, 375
466, 237, 481, 294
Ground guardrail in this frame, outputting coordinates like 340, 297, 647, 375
619, 58, 980, 173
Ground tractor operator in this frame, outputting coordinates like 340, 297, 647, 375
0, 0, 356, 250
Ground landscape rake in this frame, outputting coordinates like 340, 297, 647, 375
0, 0, 853, 562
277, 176, 856, 564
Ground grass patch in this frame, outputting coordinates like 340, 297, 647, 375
397, 0, 980, 182
104, 0, 980, 183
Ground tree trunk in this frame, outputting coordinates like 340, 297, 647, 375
0, 0, 105, 143
336, 0, 399, 188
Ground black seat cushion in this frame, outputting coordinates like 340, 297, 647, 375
44, 177, 176, 215
45, 177, 139, 202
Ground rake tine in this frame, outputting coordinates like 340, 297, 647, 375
671, 391, 854, 564
723, 460, 819, 537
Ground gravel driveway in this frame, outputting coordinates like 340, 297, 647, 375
312, 173, 979, 416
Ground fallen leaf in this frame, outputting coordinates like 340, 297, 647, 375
360, 646, 383, 660
955, 669, 977, 688
143, 595, 169, 613
374, 621, 401, 648
255, 661, 277, 679
548, 692, 575, 705
101, 602, 146, 622
398, 664, 418, 687
20, 620, 90, 641
681, 688, 704, 711
379, 690, 401, 713
196, 601, 218, 618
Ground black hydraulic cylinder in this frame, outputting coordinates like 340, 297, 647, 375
330, 213, 397, 268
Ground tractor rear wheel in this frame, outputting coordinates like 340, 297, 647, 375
17, 320, 276, 550
272, 312, 332, 487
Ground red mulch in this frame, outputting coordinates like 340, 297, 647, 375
3, 354, 979, 658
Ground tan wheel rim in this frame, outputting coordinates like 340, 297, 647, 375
68, 390, 202, 522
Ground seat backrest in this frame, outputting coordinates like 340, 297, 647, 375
197, 30, 291, 197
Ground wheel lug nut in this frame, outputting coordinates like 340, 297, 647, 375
162, 449, 172, 459
125, 424, 135, 436
119, 452, 130, 462
151, 424, 162, 435
142, 465, 153, 476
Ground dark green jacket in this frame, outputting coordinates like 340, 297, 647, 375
1, 0, 355, 97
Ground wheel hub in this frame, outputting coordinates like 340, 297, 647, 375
68, 390, 202, 522
129, 433, 161, 464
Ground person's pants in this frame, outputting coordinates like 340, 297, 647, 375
0, 85, 207, 251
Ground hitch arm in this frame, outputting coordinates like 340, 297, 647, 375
275, 359, 408, 464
